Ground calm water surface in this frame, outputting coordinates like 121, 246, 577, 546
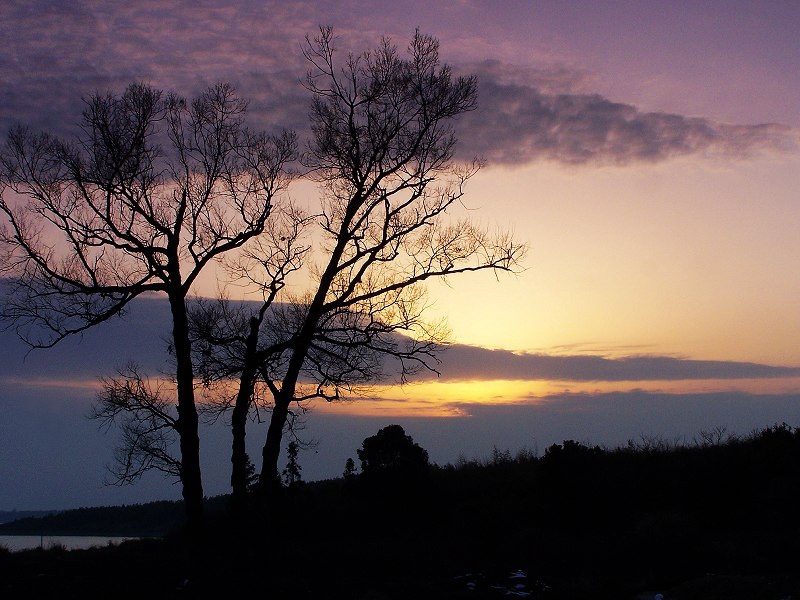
0, 535, 138, 552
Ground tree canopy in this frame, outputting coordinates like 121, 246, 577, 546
357, 424, 430, 476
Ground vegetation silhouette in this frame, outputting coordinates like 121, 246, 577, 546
352, 424, 431, 500
282, 440, 303, 488
188, 27, 524, 509
0, 82, 296, 528
1, 423, 799, 598
343, 457, 357, 480
357, 424, 429, 476
0, 28, 524, 524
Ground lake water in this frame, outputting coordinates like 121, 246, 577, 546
0, 535, 139, 552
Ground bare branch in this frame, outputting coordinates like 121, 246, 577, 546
1, 82, 297, 348
91, 364, 181, 485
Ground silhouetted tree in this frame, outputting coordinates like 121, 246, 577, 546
357, 424, 429, 476
0, 82, 296, 527
243, 453, 260, 493
282, 440, 302, 487
343, 457, 357, 479
188, 205, 311, 506
241, 28, 525, 489
187, 29, 524, 498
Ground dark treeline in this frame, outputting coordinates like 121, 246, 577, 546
0, 510, 57, 525
0, 499, 226, 537
2, 423, 800, 599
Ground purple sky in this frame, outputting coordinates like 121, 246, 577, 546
2, 1, 796, 162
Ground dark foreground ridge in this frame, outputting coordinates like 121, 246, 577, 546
2, 423, 799, 599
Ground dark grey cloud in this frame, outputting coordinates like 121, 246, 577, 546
430, 344, 800, 382
0, 295, 172, 380
1, 2, 794, 168
456, 60, 796, 165
2, 296, 797, 385
434, 389, 800, 448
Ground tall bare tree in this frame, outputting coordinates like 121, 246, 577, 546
257, 29, 524, 486
191, 29, 526, 493
0, 82, 296, 526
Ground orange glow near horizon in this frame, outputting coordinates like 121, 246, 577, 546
308, 376, 800, 417
2, 376, 103, 392
6, 374, 800, 419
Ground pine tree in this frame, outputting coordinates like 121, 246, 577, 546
282, 441, 302, 487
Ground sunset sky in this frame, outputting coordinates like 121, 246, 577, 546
1, 0, 799, 509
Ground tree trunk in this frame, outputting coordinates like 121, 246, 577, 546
260, 394, 290, 490
230, 317, 260, 507
257, 191, 359, 493
169, 293, 205, 529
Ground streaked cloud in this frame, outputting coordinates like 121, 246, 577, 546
3, 297, 797, 388
430, 344, 800, 382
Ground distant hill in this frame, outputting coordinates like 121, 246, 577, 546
0, 510, 58, 525
0, 500, 190, 537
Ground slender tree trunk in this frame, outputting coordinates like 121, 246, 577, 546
258, 195, 360, 491
169, 293, 205, 529
230, 317, 260, 507
260, 394, 290, 491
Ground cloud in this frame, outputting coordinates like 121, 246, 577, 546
0, 0, 318, 140
431, 344, 800, 382
2, 289, 799, 509
455, 60, 797, 165
2, 2, 794, 168
3, 295, 796, 387
0, 294, 172, 380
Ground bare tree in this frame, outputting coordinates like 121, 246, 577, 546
223, 29, 525, 490
0, 82, 296, 527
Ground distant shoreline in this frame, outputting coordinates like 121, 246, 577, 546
0, 534, 145, 553
0, 510, 59, 526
